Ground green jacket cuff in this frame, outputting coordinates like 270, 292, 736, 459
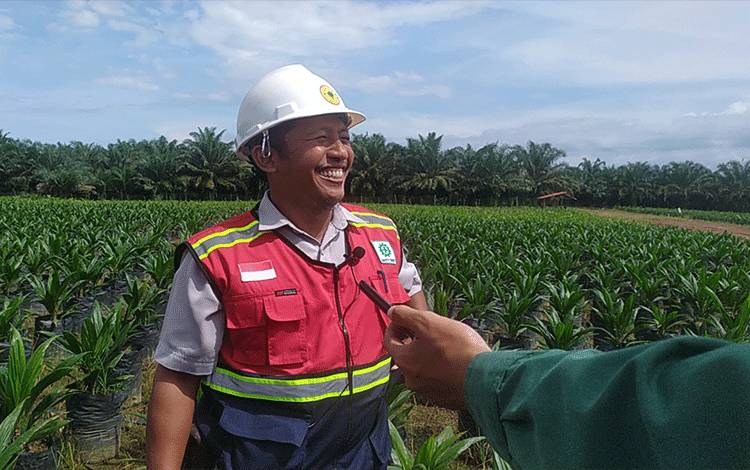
464, 350, 535, 460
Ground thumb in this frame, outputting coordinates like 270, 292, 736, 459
387, 304, 428, 335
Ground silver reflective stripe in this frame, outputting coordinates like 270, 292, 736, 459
205, 357, 391, 403
191, 220, 266, 260
348, 211, 397, 230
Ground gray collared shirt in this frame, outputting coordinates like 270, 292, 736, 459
154, 192, 423, 375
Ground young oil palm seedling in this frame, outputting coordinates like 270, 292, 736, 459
0, 328, 82, 467
452, 275, 496, 323
139, 247, 174, 289
491, 288, 540, 349
386, 381, 415, 432
709, 294, 750, 343
388, 420, 484, 470
526, 280, 592, 350
122, 274, 166, 327
591, 289, 643, 350
0, 254, 25, 296
101, 236, 140, 278
56, 303, 133, 462
0, 401, 62, 470
28, 271, 84, 327
526, 308, 593, 350
56, 302, 132, 396
640, 305, 688, 339
0, 297, 27, 348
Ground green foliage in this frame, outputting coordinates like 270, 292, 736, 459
388, 420, 484, 470
386, 381, 415, 430
0, 329, 79, 456
56, 303, 132, 395
0, 400, 63, 470
29, 271, 83, 323
0, 297, 27, 341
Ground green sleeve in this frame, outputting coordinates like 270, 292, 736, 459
464, 337, 750, 470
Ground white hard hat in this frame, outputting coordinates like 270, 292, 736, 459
235, 64, 365, 155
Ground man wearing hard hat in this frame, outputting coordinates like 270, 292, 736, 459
147, 65, 427, 469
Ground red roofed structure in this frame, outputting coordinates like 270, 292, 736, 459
537, 191, 577, 207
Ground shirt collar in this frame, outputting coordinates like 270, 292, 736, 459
256, 191, 365, 235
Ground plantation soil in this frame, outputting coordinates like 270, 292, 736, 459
580, 209, 750, 240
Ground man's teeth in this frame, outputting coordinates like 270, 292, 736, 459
319, 169, 344, 178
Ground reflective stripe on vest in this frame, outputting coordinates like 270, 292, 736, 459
204, 357, 392, 403
348, 211, 398, 235
191, 219, 269, 260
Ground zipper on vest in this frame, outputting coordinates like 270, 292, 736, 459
333, 268, 355, 444
332, 269, 354, 396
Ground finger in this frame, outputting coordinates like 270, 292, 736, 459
383, 324, 407, 357
387, 304, 428, 335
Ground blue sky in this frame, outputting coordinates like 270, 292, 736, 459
1, 0, 749, 167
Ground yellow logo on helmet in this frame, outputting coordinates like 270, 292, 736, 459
320, 85, 341, 105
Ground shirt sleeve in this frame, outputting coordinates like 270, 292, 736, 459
464, 337, 750, 470
398, 249, 423, 297
154, 252, 225, 376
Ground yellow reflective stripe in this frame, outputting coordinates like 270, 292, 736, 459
191, 220, 259, 250
350, 222, 398, 232
213, 357, 391, 387
204, 375, 390, 403
197, 231, 269, 260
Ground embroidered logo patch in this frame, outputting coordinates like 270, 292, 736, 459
371, 240, 397, 264
238, 260, 277, 282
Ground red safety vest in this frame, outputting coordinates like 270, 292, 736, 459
180, 203, 410, 403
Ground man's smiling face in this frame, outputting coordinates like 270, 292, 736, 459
270, 114, 353, 210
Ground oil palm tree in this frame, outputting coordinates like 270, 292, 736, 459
180, 127, 240, 198
454, 143, 519, 204
397, 132, 459, 204
715, 159, 750, 211
137, 137, 183, 199
658, 161, 714, 208
616, 162, 657, 207
350, 133, 395, 200
513, 141, 569, 197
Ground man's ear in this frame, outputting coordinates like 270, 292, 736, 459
251, 145, 279, 174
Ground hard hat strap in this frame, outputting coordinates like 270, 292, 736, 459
261, 130, 271, 160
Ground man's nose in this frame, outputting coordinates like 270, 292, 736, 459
327, 139, 349, 159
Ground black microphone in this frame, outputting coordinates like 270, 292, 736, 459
342, 246, 365, 268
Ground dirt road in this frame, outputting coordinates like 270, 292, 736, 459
579, 208, 750, 240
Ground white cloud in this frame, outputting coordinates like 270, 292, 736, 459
96, 75, 159, 92
63, 8, 99, 28
495, 2, 750, 85
88, 1, 131, 17
726, 101, 748, 116
50, 0, 155, 46
0, 14, 16, 32
188, 1, 493, 80
107, 19, 158, 46
354, 72, 451, 99
683, 100, 750, 118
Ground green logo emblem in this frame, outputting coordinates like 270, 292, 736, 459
378, 243, 392, 257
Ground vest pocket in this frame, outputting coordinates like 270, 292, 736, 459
263, 294, 307, 365
224, 292, 308, 366
367, 272, 411, 305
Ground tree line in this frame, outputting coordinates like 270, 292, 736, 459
1, 128, 749, 211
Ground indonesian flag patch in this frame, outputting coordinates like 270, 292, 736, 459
238, 260, 277, 282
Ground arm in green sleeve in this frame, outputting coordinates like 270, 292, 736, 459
464, 336, 750, 470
